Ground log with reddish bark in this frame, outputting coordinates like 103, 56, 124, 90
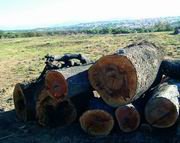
88, 41, 164, 107
145, 81, 179, 128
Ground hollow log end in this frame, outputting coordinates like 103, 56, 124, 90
13, 83, 27, 121
88, 55, 137, 107
36, 89, 77, 127
45, 71, 68, 101
115, 105, 140, 132
145, 97, 179, 128
79, 109, 114, 136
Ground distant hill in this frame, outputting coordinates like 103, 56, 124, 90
31, 16, 180, 32
1, 16, 180, 38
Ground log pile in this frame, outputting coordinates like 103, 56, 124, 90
13, 41, 180, 137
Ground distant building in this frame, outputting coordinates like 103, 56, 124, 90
174, 27, 180, 35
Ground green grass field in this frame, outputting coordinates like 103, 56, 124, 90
0, 32, 180, 111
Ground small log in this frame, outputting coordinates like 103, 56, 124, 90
79, 109, 114, 136
115, 103, 141, 132
45, 64, 93, 100
89, 41, 164, 107
145, 82, 179, 128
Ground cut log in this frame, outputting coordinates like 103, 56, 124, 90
13, 78, 45, 121
88, 41, 164, 107
79, 109, 114, 136
45, 64, 93, 100
36, 89, 77, 127
145, 82, 179, 128
36, 89, 94, 126
13, 83, 27, 121
115, 103, 141, 132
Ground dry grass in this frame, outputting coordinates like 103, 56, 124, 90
0, 32, 179, 111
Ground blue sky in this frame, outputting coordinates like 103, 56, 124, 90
0, 0, 180, 30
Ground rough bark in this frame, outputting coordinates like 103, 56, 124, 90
115, 103, 141, 132
88, 41, 164, 107
145, 81, 179, 128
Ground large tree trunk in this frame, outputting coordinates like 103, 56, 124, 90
88, 41, 164, 107
145, 81, 179, 128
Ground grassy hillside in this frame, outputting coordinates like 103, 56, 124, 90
0, 32, 180, 111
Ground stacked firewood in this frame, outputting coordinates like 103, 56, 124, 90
13, 41, 180, 136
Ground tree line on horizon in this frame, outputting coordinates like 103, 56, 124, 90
0, 21, 179, 39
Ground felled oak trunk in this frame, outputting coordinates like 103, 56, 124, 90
115, 103, 141, 132
145, 81, 179, 128
89, 41, 164, 107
